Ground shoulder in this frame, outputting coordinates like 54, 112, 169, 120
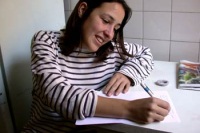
31, 30, 63, 53
124, 42, 151, 53
124, 41, 143, 48
112, 41, 144, 51
33, 30, 62, 44
112, 41, 143, 47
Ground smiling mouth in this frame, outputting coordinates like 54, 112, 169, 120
96, 36, 104, 45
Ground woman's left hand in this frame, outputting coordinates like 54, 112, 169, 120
103, 72, 131, 96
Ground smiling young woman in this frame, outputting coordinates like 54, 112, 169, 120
22, 0, 170, 132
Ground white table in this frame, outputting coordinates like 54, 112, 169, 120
97, 61, 200, 133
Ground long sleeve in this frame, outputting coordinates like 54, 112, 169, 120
31, 31, 97, 120
117, 42, 154, 86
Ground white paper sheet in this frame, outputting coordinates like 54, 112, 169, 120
76, 90, 180, 125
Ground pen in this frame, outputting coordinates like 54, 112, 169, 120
140, 82, 154, 97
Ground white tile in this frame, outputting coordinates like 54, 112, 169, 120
124, 38, 143, 45
144, 0, 172, 12
172, 0, 200, 12
143, 39, 170, 61
144, 12, 171, 40
124, 12, 143, 39
63, 0, 70, 10
171, 13, 200, 42
70, 0, 79, 10
125, 0, 143, 11
170, 41, 199, 62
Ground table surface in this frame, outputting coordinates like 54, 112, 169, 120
97, 61, 200, 133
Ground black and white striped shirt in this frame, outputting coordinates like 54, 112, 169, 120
23, 30, 154, 132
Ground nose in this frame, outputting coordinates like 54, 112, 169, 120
104, 26, 115, 40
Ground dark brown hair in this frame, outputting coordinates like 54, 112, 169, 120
59, 0, 132, 62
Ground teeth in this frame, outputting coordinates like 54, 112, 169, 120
97, 37, 103, 43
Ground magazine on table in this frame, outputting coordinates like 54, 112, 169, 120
178, 60, 200, 90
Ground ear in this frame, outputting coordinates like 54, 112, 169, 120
78, 2, 88, 18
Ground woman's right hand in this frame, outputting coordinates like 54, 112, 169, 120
125, 97, 171, 124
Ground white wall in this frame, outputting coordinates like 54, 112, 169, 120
0, 0, 65, 132
0, 56, 13, 133
64, 0, 200, 62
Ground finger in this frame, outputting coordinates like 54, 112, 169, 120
106, 80, 122, 96
122, 83, 130, 94
145, 111, 165, 123
114, 81, 126, 96
156, 106, 170, 117
155, 98, 171, 111
115, 82, 130, 96
103, 78, 117, 94
151, 99, 170, 117
152, 112, 165, 122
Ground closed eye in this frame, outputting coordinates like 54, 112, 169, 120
102, 18, 110, 24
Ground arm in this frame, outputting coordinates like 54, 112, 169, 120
98, 43, 170, 123
104, 42, 154, 96
95, 96, 170, 124
118, 42, 154, 85
31, 31, 97, 120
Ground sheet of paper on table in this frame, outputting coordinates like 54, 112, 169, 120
76, 90, 180, 125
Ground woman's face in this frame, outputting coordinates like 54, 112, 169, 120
81, 2, 125, 52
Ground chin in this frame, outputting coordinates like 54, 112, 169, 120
89, 46, 99, 52
91, 49, 98, 52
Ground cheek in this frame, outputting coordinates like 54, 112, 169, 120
82, 17, 104, 42
88, 21, 102, 34
86, 17, 102, 32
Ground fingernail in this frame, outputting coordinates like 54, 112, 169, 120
108, 93, 112, 96
115, 92, 119, 96
123, 90, 127, 93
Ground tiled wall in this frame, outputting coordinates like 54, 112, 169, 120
64, 0, 200, 62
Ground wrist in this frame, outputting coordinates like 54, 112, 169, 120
121, 100, 132, 120
95, 96, 130, 119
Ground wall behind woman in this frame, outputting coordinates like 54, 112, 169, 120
64, 0, 200, 62
0, 0, 65, 132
